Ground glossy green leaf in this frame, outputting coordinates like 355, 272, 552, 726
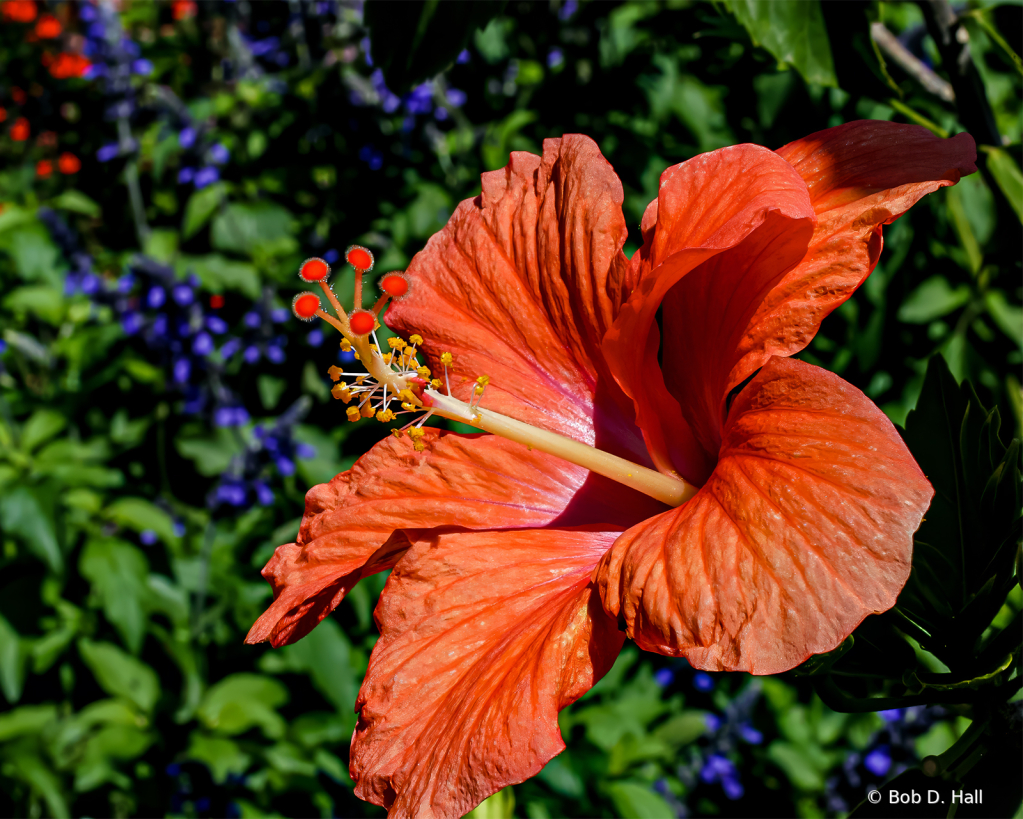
725, 0, 837, 87
604, 781, 675, 819
897, 276, 972, 324
0, 704, 58, 741
197, 674, 288, 738
982, 146, 1023, 222
78, 640, 160, 712
79, 538, 150, 654
104, 497, 178, 546
19, 409, 66, 453
0, 485, 61, 572
0, 614, 27, 704
210, 202, 294, 256
182, 182, 227, 240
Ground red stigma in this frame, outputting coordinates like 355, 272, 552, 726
349, 310, 375, 335
381, 272, 410, 298
346, 245, 374, 272
292, 292, 321, 321
410, 377, 433, 407
299, 257, 330, 282
209, 294, 224, 309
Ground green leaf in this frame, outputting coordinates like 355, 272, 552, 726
258, 375, 286, 411
258, 617, 355, 716
897, 276, 972, 323
20, 409, 66, 452
725, 0, 837, 87
946, 184, 984, 274
186, 733, 253, 783
0, 614, 27, 704
78, 639, 160, 712
3, 285, 65, 325
210, 202, 294, 256
767, 741, 826, 791
175, 426, 244, 477
364, 0, 506, 93
143, 228, 179, 264
604, 781, 675, 819
981, 146, 1023, 223
79, 538, 150, 654
466, 787, 516, 819
536, 754, 585, 798
104, 497, 178, 546
4, 754, 69, 819
0, 485, 62, 572
52, 189, 101, 218
985, 290, 1023, 347
651, 710, 709, 748
0, 222, 63, 287
180, 254, 261, 299
0, 704, 58, 741
182, 182, 227, 240
197, 674, 288, 738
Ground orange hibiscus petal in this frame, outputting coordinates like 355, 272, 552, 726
351, 527, 623, 819
246, 430, 662, 647
735, 121, 977, 379
596, 357, 933, 675
387, 135, 647, 464
604, 145, 815, 483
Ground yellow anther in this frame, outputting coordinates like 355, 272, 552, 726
356, 376, 367, 385
440, 352, 453, 366
470, 413, 482, 426
387, 337, 406, 350
401, 402, 415, 411
398, 389, 417, 404
476, 375, 490, 387
369, 344, 379, 352
409, 334, 423, 346
361, 404, 375, 418
391, 428, 403, 439
340, 339, 352, 352
354, 352, 361, 360
413, 441, 425, 452
346, 406, 360, 422
408, 427, 425, 440
474, 385, 485, 396
383, 352, 395, 365
331, 383, 352, 403
430, 378, 442, 389
376, 408, 395, 423
417, 366, 431, 378
327, 365, 344, 382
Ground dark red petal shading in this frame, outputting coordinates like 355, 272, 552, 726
596, 357, 933, 675
735, 121, 977, 380
387, 135, 648, 464
604, 145, 815, 483
351, 527, 623, 819
246, 430, 662, 647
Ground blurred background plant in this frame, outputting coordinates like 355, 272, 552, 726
0, 1, 1019, 817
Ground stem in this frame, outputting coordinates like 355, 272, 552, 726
425, 389, 696, 507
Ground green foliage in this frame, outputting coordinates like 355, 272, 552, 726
0, 0, 1019, 817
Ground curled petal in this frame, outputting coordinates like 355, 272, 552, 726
596, 357, 933, 675
351, 527, 623, 819
605, 145, 815, 482
388, 135, 647, 464
246, 430, 661, 647
735, 121, 978, 380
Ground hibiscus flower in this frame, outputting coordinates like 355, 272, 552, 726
247, 120, 976, 818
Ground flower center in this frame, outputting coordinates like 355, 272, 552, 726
291, 249, 697, 508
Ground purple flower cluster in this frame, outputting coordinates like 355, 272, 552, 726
824, 706, 945, 814
176, 122, 230, 189
210, 398, 316, 511
79, 1, 146, 163
221, 292, 290, 366
39, 209, 246, 427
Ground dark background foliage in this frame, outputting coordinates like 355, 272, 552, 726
0, 1, 1019, 818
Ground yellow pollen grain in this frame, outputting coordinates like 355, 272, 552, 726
417, 366, 431, 378
346, 406, 360, 422
387, 337, 405, 350
340, 339, 352, 352
391, 428, 403, 439
331, 383, 352, 403
409, 334, 423, 345
327, 365, 344, 382
440, 352, 453, 366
